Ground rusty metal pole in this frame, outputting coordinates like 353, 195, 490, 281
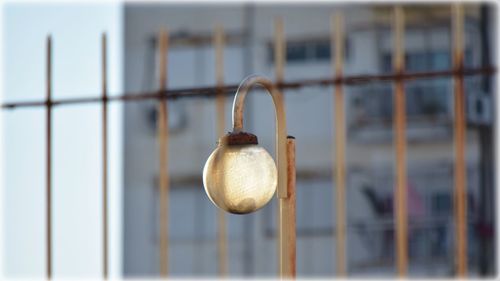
393, 6, 408, 277
282, 136, 296, 278
332, 11, 347, 277
45, 34, 53, 280
214, 24, 228, 277
158, 28, 170, 277
101, 33, 109, 279
452, 3, 468, 277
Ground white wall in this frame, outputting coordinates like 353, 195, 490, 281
2, 2, 123, 278
120, 3, 487, 277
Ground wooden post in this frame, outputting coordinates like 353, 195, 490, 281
393, 6, 408, 277
452, 3, 468, 277
214, 24, 228, 277
45, 34, 53, 280
101, 32, 109, 279
279, 136, 296, 278
331, 12, 347, 277
158, 28, 170, 277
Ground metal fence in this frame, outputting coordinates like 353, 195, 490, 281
1, 3, 496, 279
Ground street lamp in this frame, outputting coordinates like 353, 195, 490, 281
202, 74, 296, 277
203, 131, 277, 214
203, 74, 288, 214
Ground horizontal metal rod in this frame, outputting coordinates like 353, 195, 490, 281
2, 66, 495, 109
263, 217, 476, 238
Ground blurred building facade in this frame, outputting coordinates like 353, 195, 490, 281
122, 3, 496, 278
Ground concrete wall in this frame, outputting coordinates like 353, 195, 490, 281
122, 3, 486, 277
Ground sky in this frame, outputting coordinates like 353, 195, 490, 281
2, 2, 123, 277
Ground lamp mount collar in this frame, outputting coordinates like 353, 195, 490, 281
218, 131, 259, 146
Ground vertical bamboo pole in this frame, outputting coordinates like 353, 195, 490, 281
158, 28, 169, 277
45, 34, 53, 280
274, 17, 285, 84
331, 12, 347, 277
274, 17, 289, 278
214, 24, 228, 277
452, 3, 468, 277
101, 33, 109, 279
274, 19, 287, 201
393, 6, 408, 277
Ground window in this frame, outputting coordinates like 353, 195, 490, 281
349, 79, 450, 124
268, 38, 349, 64
286, 42, 308, 62
348, 49, 471, 129
431, 193, 452, 216
381, 49, 474, 73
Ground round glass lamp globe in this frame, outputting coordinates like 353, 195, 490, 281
203, 144, 277, 214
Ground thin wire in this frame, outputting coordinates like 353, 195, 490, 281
2, 67, 494, 110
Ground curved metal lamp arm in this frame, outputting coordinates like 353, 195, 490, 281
231, 75, 288, 198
